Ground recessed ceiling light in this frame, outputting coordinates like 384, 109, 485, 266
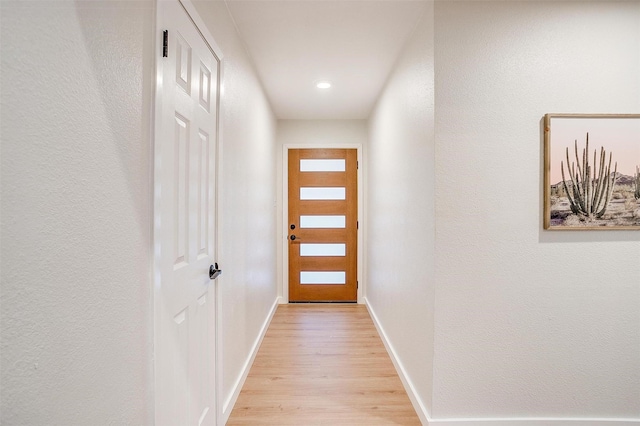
316, 81, 331, 89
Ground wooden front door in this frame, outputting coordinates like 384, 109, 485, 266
288, 149, 358, 302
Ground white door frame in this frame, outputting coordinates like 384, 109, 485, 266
281, 144, 364, 304
152, 0, 225, 423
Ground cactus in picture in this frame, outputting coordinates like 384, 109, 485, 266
560, 133, 618, 219
635, 165, 640, 200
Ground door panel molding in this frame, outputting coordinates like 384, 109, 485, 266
281, 144, 364, 304
153, 1, 224, 424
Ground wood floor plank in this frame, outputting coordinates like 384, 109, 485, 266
227, 304, 421, 425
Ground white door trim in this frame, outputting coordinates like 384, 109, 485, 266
179, 0, 224, 62
152, 1, 225, 424
281, 144, 364, 304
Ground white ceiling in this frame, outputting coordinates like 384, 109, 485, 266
225, 0, 429, 120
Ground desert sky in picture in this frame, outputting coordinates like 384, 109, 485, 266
549, 117, 640, 186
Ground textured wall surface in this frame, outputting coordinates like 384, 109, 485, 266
366, 3, 435, 417
191, 1, 279, 417
1, 1, 154, 424
433, 1, 640, 419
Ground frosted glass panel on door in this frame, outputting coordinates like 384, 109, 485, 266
300, 215, 346, 228
300, 243, 346, 257
300, 187, 345, 200
300, 159, 346, 172
300, 271, 346, 285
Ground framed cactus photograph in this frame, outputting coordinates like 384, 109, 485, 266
544, 114, 640, 230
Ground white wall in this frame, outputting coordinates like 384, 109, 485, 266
433, 0, 640, 421
365, 2, 435, 421
367, 1, 639, 423
276, 120, 368, 301
1, 1, 278, 423
191, 1, 279, 419
1, 2, 154, 424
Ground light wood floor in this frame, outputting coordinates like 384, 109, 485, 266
227, 304, 421, 425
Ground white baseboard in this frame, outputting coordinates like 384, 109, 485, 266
222, 296, 280, 424
364, 297, 431, 425
429, 420, 640, 425
363, 298, 640, 426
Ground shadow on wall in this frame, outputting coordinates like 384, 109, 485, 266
74, 0, 154, 230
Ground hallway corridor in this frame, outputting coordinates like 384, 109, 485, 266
227, 304, 420, 425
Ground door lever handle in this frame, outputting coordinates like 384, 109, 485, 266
209, 263, 222, 280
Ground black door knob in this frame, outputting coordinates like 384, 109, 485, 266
290, 235, 296, 241
209, 263, 222, 280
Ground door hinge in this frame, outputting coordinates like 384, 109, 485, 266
357, 281, 359, 289
357, 221, 359, 229
357, 161, 359, 169
162, 30, 168, 58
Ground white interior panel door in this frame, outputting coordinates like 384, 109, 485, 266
155, 1, 221, 425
